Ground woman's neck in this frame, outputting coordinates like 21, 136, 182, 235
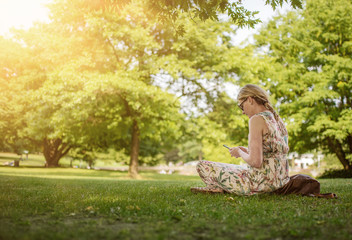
253, 105, 268, 115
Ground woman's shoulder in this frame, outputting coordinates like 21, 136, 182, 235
251, 111, 274, 134
249, 113, 268, 130
256, 111, 288, 136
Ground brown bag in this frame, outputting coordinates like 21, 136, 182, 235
273, 174, 337, 199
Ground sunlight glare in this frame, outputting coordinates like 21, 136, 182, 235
0, 0, 51, 36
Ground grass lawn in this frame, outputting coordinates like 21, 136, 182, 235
0, 167, 351, 240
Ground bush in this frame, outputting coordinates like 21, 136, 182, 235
318, 169, 352, 179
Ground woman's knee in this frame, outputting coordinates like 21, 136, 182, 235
196, 160, 210, 172
196, 161, 203, 173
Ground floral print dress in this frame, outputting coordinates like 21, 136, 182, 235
196, 111, 290, 195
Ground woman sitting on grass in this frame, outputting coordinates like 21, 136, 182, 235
191, 84, 290, 195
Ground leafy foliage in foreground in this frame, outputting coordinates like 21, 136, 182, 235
0, 168, 351, 240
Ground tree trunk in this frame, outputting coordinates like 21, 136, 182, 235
14, 159, 20, 167
335, 142, 351, 171
43, 138, 71, 167
198, 151, 203, 161
347, 135, 352, 156
328, 137, 352, 171
129, 120, 140, 178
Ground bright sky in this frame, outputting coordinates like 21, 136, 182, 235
0, 0, 51, 36
0, 0, 293, 41
232, 0, 292, 45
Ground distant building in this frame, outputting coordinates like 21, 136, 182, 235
288, 152, 324, 169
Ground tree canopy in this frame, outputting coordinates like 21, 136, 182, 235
0, 0, 252, 175
145, 0, 303, 30
253, 0, 352, 170
2, 0, 350, 173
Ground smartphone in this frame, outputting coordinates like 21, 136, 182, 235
223, 144, 230, 149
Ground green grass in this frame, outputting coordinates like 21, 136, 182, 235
0, 167, 351, 240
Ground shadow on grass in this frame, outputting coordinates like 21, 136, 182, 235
0, 166, 200, 181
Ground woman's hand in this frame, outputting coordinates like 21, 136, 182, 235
229, 146, 248, 158
229, 147, 241, 158
238, 146, 248, 153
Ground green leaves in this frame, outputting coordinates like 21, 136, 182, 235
1, 0, 308, 168
147, 0, 303, 29
252, 0, 352, 169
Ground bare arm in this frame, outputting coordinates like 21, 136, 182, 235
230, 115, 265, 168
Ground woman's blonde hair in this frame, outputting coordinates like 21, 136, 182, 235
237, 84, 286, 133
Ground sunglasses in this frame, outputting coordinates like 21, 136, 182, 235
238, 97, 248, 111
